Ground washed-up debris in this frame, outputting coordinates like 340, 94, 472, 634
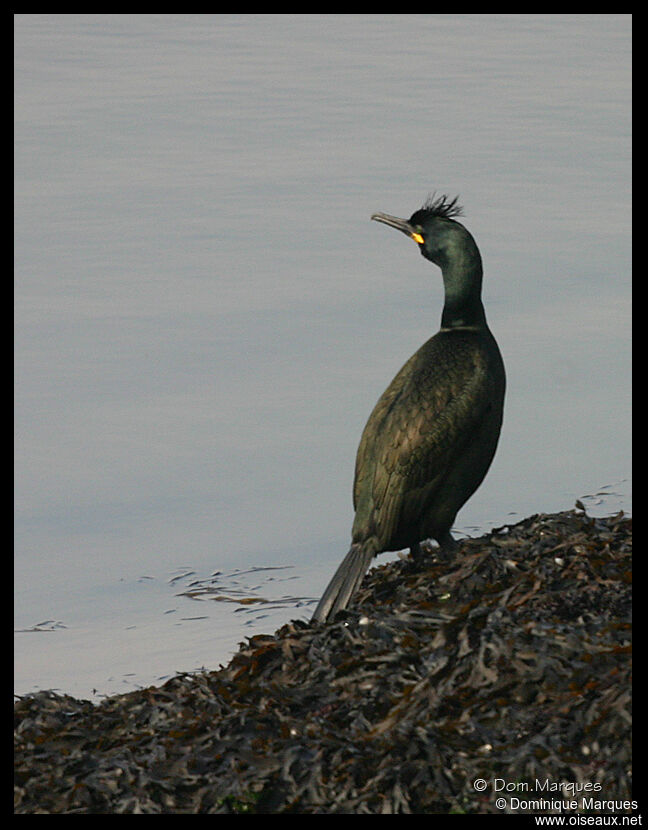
15, 620, 68, 633
14, 508, 632, 814
173, 564, 309, 614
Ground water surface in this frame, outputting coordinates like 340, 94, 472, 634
15, 14, 631, 699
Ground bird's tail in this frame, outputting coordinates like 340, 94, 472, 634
311, 540, 377, 623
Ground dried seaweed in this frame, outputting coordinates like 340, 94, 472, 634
14, 508, 632, 814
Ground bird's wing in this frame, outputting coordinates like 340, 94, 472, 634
353, 332, 494, 544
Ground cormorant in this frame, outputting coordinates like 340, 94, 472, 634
312, 194, 505, 623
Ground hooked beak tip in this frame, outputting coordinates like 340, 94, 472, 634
371, 212, 423, 245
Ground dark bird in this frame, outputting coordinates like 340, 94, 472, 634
312, 195, 505, 623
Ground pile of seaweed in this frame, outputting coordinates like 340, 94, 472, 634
15, 508, 632, 814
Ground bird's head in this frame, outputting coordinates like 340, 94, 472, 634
371, 194, 472, 270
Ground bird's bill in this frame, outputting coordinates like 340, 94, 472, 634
371, 212, 424, 245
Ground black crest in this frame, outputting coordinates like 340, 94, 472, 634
409, 193, 464, 226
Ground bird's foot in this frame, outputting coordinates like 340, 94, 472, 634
409, 535, 458, 566
409, 542, 427, 566
438, 532, 459, 563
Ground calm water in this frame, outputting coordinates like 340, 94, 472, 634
15, 14, 631, 700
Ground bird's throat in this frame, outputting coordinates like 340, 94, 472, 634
440, 259, 487, 329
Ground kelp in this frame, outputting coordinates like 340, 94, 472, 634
14, 508, 631, 814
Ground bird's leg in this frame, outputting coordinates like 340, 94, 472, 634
409, 542, 425, 564
410, 534, 458, 565
437, 531, 459, 561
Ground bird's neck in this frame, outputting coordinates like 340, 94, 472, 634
440, 246, 487, 329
